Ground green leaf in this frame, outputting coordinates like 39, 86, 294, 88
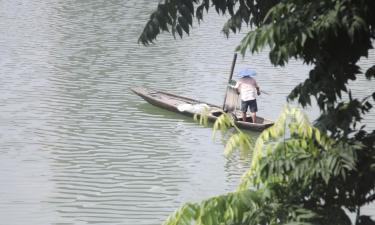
176, 24, 183, 37
178, 17, 190, 34
315, 129, 321, 142
365, 66, 375, 80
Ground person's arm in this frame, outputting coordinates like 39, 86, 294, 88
233, 81, 240, 94
254, 79, 260, 95
256, 87, 260, 95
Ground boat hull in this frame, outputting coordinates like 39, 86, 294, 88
131, 87, 274, 132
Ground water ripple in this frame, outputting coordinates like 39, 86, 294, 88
0, 0, 374, 224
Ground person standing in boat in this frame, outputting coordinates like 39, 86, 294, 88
234, 68, 260, 123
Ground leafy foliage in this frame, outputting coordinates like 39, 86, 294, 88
139, 0, 375, 224
165, 107, 374, 225
193, 107, 210, 127
211, 112, 253, 157
138, 0, 279, 45
195, 111, 253, 157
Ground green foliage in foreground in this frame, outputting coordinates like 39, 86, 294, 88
166, 107, 375, 225
138, 0, 375, 224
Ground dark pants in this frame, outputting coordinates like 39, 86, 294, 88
241, 99, 258, 113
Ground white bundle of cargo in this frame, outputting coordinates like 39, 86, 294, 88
177, 103, 209, 113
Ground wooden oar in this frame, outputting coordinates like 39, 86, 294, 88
222, 53, 238, 110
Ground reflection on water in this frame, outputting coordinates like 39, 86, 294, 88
0, 0, 373, 224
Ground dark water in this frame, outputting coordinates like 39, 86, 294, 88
0, 1, 373, 224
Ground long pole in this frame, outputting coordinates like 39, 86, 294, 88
222, 53, 237, 110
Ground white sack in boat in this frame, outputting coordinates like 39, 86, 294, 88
177, 103, 210, 113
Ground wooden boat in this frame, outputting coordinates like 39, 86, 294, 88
131, 87, 274, 132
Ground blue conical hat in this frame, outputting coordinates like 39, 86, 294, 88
237, 68, 256, 78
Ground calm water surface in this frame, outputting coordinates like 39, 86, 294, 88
0, 1, 374, 224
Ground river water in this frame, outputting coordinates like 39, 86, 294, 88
0, 1, 374, 224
